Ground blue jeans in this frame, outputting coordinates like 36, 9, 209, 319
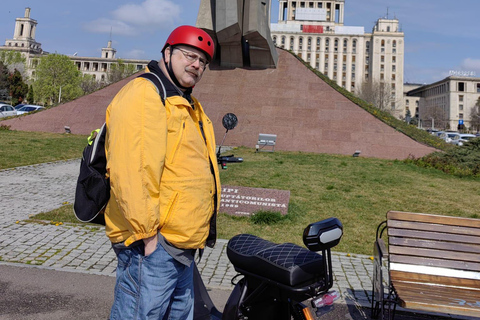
110, 241, 194, 320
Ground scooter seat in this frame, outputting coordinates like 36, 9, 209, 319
227, 234, 325, 287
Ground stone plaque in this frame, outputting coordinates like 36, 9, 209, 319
220, 185, 290, 216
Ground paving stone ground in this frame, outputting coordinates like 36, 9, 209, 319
0, 160, 385, 311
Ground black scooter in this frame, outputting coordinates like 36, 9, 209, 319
194, 217, 343, 320
194, 114, 343, 319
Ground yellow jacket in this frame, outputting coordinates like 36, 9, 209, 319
105, 74, 221, 249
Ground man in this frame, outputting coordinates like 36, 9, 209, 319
105, 26, 221, 319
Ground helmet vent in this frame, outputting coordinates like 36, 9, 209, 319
207, 41, 211, 46
198, 36, 203, 41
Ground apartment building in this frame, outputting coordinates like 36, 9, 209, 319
407, 76, 480, 131
270, 0, 405, 118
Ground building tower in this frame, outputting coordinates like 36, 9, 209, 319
101, 40, 116, 59
3, 7, 43, 54
270, 1, 405, 118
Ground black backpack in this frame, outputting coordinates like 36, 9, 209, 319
74, 72, 166, 224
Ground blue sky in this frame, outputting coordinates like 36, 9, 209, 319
0, 0, 478, 85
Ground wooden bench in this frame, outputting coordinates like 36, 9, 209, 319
371, 211, 480, 319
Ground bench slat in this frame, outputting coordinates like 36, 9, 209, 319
389, 237, 480, 254
389, 246, 480, 264
391, 270, 480, 289
390, 255, 480, 273
394, 281, 480, 303
387, 211, 480, 228
388, 228, 480, 245
392, 281, 480, 317
388, 219, 480, 237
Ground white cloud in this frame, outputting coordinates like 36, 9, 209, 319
84, 18, 136, 36
461, 58, 480, 71
84, 0, 181, 36
112, 0, 181, 27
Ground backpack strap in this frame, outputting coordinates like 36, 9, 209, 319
137, 72, 166, 104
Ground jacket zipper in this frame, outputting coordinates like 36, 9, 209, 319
169, 120, 185, 164
199, 120, 218, 248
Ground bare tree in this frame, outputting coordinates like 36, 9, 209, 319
0, 50, 27, 78
470, 97, 480, 133
355, 80, 396, 114
422, 105, 448, 130
107, 59, 136, 84
80, 74, 104, 95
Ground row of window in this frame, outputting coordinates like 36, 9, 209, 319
458, 82, 480, 93
405, 100, 420, 107
424, 82, 480, 97
290, 1, 335, 9
274, 36, 399, 55
6, 42, 40, 50
275, 36, 359, 50
18, 23, 35, 38
74, 61, 146, 72
379, 65, 397, 72
381, 55, 397, 63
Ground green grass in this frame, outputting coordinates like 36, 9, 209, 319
0, 129, 87, 169
216, 147, 480, 255
28, 204, 79, 224
26, 204, 102, 231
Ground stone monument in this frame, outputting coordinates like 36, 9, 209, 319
196, 0, 278, 69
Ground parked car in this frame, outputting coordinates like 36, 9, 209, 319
0, 104, 16, 118
439, 131, 459, 143
14, 104, 25, 110
16, 105, 45, 115
451, 134, 477, 146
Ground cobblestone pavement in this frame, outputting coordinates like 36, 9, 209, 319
0, 160, 377, 308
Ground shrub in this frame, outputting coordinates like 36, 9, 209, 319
250, 210, 284, 225
405, 138, 480, 177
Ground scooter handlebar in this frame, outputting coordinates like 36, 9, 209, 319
217, 155, 244, 163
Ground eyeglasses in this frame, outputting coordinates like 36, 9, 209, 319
175, 48, 208, 68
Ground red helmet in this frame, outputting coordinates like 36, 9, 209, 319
162, 25, 215, 62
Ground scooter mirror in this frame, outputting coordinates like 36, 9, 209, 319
222, 113, 238, 131
303, 217, 343, 251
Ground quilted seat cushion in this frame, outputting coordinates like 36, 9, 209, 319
227, 234, 325, 287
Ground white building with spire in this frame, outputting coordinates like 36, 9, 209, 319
270, 0, 405, 118
0, 8, 149, 83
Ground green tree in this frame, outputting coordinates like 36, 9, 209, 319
8, 69, 28, 106
0, 61, 9, 101
107, 59, 136, 84
27, 84, 34, 104
33, 53, 83, 105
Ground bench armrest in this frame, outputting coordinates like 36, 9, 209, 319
377, 238, 387, 258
